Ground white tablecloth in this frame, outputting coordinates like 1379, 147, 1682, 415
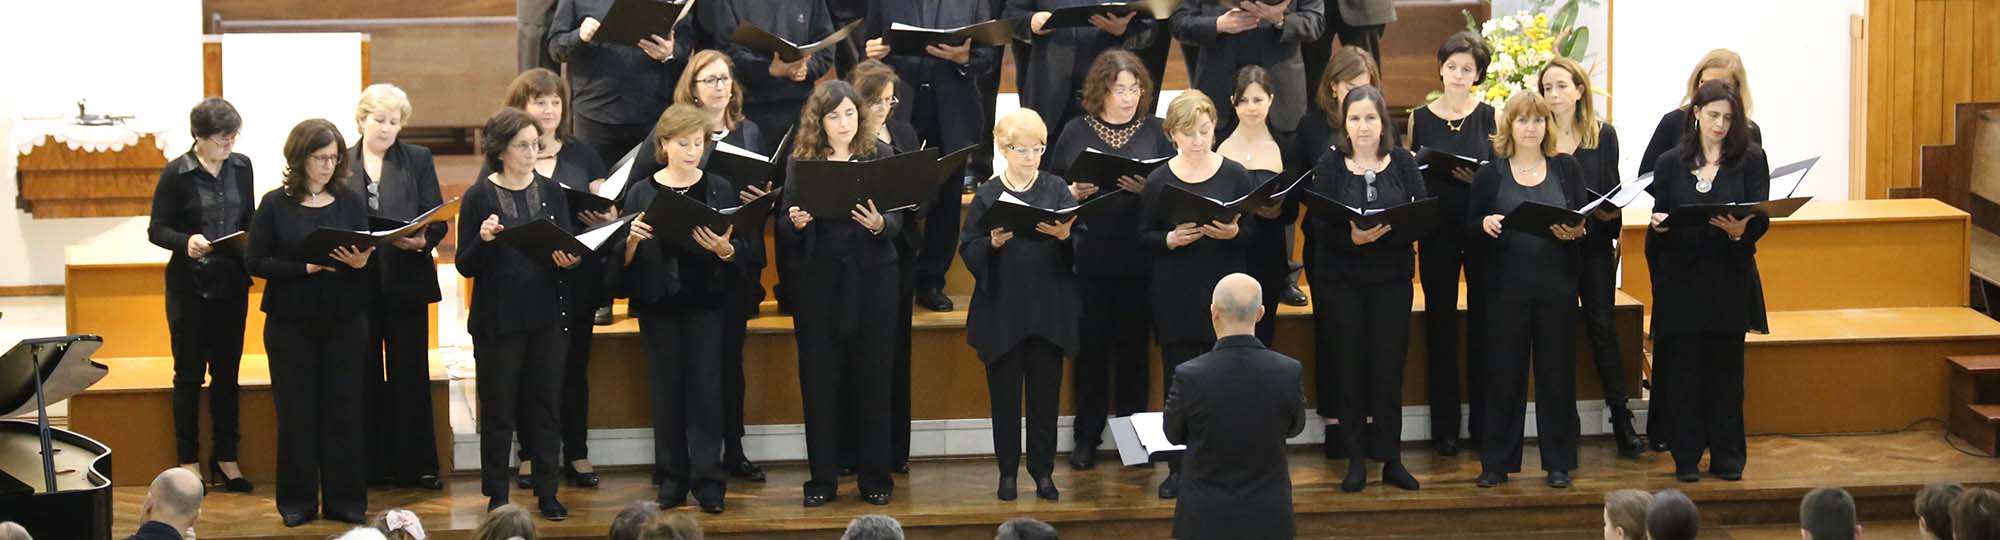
11, 118, 172, 156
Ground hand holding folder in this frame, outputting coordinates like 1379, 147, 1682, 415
885, 20, 1013, 53
1042, 2, 1146, 30
1301, 192, 1439, 245
594, 0, 694, 47
1415, 147, 1487, 190
1662, 197, 1811, 229
1065, 148, 1167, 190
974, 191, 1116, 237
789, 148, 963, 216
208, 231, 249, 257
1499, 201, 1590, 241
730, 19, 863, 63
494, 215, 638, 267
641, 187, 782, 253
1155, 171, 1306, 227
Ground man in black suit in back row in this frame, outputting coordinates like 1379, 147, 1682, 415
1165, 273, 1307, 540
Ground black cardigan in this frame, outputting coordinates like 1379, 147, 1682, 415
348, 142, 449, 304
1649, 145, 1771, 336
148, 152, 255, 298
455, 175, 577, 336
616, 171, 756, 314
246, 187, 371, 322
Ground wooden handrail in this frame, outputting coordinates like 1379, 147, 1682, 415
215, 15, 513, 32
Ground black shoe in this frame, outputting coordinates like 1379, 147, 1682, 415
862, 492, 892, 506
1433, 439, 1460, 457
1650, 438, 1670, 452
1282, 285, 1309, 306
1675, 471, 1701, 483
593, 306, 613, 325
725, 457, 766, 482
1158, 473, 1180, 499
1033, 476, 1059, 501
1322, 425, 1347, 460
1340, 461, 1367, 493
1475, 471, 1508, 488
998, 475, 1018, 501
208, 460, 255, 493
281, 512, 315, 528
657, 493, 687, 509
1069, 450, 1096, 471
1383, 461, 1421, 491
895, 461, 910, 474
539, 499, 569, 521
1610, 408, 1645, 459
406, 475, 445, 490
516, 463, 533, 490
698, 497, 725, 514
1712, 470, 1742, 481
487, 497, 507, 512
329, 511, 367, 525
916, 288, 954, 312
1546, 471, 1572, 489
802, 493, 834, 507
565, 464, 600, 488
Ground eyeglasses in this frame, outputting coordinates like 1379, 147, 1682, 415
871, 96, 901, 109
206, 134, 238, 145
1005, 144, 1047, 156
1110, 84, 1144, 98
510, 141, 543, 154
308, 153, 341, 166
697, 74, 733, 88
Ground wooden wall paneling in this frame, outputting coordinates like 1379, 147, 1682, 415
1865, 3, 1890, 199
1983, 1, 2000, 98
1946, 1, 1974, 106
1913, 0, 1943, 195
1867, 0, 2000, 199
1891, 0, 1915, 197
360, 36, 372, 88
1852, 13, 1868, 200
201, 0, 511, 22
202, 36, 222, 96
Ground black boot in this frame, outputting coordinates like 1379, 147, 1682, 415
1321, 424, 1347, 460
1340, 459, 1367, 493
1610, 405, 1644, 459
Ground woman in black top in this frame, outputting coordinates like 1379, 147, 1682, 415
1408, 31, 1498, 457
1141, 90, 1258, 500
849, 60, 920, 473
348, 84, 448, 491
1538, 58, 1645, 459
618, 104, 753, 514
457, 108, 582, 520
1295, 45, 1380, 460
500, 68, 616, 490
625, 51, 770, 191
1466, 92, 1589, 490
962, 110, 1081, 502
1307, 86, 1423, 492
1045, 50, 1173, 470
779, 81, 902, 507
1007, 0, 1158, 139
1649, 81, 1769, 484
1215, 66, 1300, 347
248, 119, 375, 526
147, 97, 255, 493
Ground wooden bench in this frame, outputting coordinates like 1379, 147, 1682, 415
1948, 355, 2000, 455
1729, 308, 2000, 435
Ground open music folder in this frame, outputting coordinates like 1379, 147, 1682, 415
884, 20, 1013, 52
642, 187, 782, 253
595, 0, 695, 47
1302, 193, 1440, 245
1415, 147, 1488, 191
1108, 412, 1184, 466
493, 214, 638, 265
972, 191, 1118, 237
1043, 2, 1146, 30
1155, 171, 1307, 226
1065, 148, 1168, 189
730, 19, 864, 62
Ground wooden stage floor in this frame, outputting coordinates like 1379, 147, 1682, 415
112, 428, 1994, 540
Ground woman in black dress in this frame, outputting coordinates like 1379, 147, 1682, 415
350, 83, 448, 491
1216, 65, 1300, 347
147, 97, 255, 493
1307, 85, 1423, 492
249, 119, 373, 526
1408, 30, 1498, 457
962, 110, 1081, 502
1649, 81, 1769, 483
1538, 57, 1645, 458
1141, 90, 1259, 499
501, 67, 616, 489
1046, 50, 1174, 470
846, 59, 923, 473
780, 80, 901, 507
1296, 44, 1380, 459
1466, 91, 1588, 489
457, 108, 580, 520
619, 104, 753, 513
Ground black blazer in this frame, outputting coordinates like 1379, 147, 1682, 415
1002, 0, 1158, 132
1164, 334, 1306, 540
1462, 155, 1589, 280
697, 0, 836, 108
246, 188, 371, 323
147, 152, 255, 300
1649, 145, 1770, 336
349, 143, 448, 304
547, 0, 693, 126
455, 175, 576, 336
1170, 0, 1324, 132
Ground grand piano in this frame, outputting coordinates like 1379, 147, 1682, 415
0, 335, 113, 540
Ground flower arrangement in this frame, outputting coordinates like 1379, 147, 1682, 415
1448, 0, 1599, 108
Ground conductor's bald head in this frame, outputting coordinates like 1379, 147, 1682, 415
141, 467, 203, 529
1209, 273, 1265, 337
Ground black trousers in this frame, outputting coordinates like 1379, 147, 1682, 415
721, 280, 758, 459
1072, 274, 1153, 449
745, 100, 807, 154
1137, 32, 1174, 108
639, 309, 729, 501
166, 288, 246, 464
1479, 287, 1580, 475
475, 326, 565, 501
986, 338, 1063, 479
571, 115, 652, 171
910, 84, 979, 291
894, 255, 915, 463
1419, 237, 1489, 446
1325, 276, 1412, 461
266, 315, 368, 516
1578, 245, 1632, 408
366, 297, 439, 482
520, 310, 594, 466
1653, 332, 1747, 476
1160, 341, 1212, 472
796, 267, 898, 497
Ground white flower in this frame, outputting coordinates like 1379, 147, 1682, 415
1498, 16, 1519, 32
1491, 55, 1517, 77
1482, 18, 1498, 35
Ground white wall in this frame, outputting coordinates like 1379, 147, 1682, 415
1607, 0, 1862, 201
0, 0, 203, 287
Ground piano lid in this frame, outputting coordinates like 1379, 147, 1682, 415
0, 335, 106, 418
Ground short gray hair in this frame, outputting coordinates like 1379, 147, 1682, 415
149, 468, 203, 522
1210, 273, 1263, 324
841, 515, 904, 540
0, 521, 31, 540
996, 517, 1058, 540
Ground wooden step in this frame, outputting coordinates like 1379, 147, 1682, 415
1951, 403, 2000, 455
1950, 354, 2000, 373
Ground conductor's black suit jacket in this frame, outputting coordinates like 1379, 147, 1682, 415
1165, 334, 1307, 540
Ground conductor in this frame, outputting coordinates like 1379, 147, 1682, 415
1164, 273, 1307, 540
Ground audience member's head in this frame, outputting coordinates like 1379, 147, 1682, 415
1602, 489, 1652, 540
1918, 482, 1966, 540
139, 467, 204, 530
473, 504, 539, 540
639, 513, 704, 540
609, 501, 662, 540
841, 515, 904, 540
1647, 489, 1701, 540
1209, 273, 1265, 335
1802, 487, 1860, 540
336, 527, 390, 540
1954, 488, 2000, 540
995, 517, 1058, 540
0, 522, 30, 540
373, 508, 427, 540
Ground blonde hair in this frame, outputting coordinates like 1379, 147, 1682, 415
355, 83, 413, 125
472, 504, 538, 540
1538, 57, 1601, 150
993, 109, 1048, 147
675, 50, 746, 130
1164, 90, 1218, 137
651, 104, 712, 164
1682, 48, 1753, 117
1491, 91, 1558, 159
